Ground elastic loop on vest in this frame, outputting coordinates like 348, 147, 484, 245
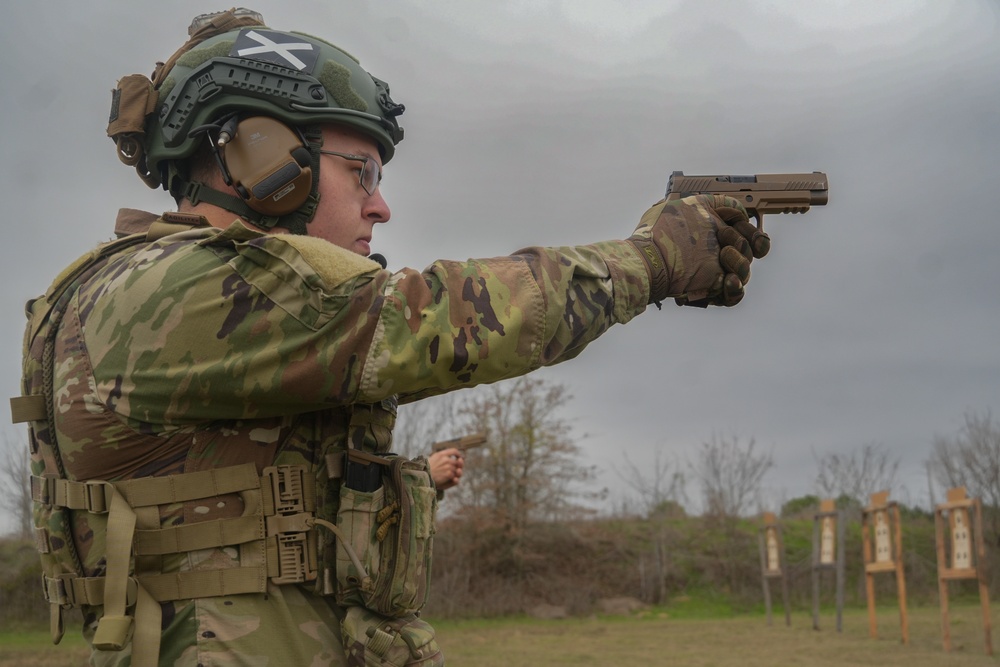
366, 625, 396, 659
10, 394, 46, 423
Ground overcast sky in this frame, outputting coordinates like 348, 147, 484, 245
1, 1, 998, 531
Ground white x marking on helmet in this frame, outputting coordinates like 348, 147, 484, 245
237, 30, 314, 70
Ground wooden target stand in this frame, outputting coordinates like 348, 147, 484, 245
935, 486, 993, 655
811, 499, 845, 632
861, 491, 909, 644
758, 512, 791, 626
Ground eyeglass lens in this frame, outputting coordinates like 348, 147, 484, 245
360, 158, 381, 195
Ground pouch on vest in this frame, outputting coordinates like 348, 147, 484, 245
334, 451, 437, 617
341, 606, 444, 667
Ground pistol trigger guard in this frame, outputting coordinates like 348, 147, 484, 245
753, 211, 764, 233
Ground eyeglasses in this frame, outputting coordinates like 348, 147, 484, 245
319, 150, 382, 196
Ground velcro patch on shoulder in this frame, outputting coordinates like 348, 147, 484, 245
278, 235, 381, 289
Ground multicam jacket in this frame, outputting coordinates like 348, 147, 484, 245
19, 208, 651, 666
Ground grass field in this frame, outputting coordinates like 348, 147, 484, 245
2, 605, 996, 666
435, 604, 999, 666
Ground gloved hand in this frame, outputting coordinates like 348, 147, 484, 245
627, 194, 770, 307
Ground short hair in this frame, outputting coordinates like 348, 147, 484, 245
173, 140, 222, 206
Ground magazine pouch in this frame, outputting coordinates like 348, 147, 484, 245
335, 451, 437, 617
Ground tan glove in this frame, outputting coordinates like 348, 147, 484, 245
627, 194, 770, 307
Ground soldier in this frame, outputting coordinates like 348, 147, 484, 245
12, 8, 768, 667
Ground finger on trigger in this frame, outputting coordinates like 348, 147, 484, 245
710, 195, 749, 218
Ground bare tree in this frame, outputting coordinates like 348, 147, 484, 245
688, 433, 772, 596
927, 411, 1000, 541
615, 450, 687, 518
393, 393, 459, 458
814, 442, 900, 510
449, 376, 601, 529
0, 435, 32, 539
614, 451, 687, 603
691, 433, 773, 519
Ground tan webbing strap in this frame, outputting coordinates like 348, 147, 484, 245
133, 505, 162, 582
131, 504, 163, 667
139, 566, 267, 601
41, 567, 269, 606
134, 515, 265, 555
131, 585, 161, 667
10, 394, 46, 423
49, 569, 160, 666
49, 601, 63, 647
116, 463, 260, 507
91, 482, 137, 652
43, 574, 138, 608
43, 573, 80, 639
32, 462, 306, 665
29, 476, 113, 513
31, 464, 260, 511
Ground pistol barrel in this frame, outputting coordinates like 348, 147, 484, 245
666, 171, 828, 215
431, 431, 488, 453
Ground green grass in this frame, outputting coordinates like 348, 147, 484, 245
433, 605, 999, 666
660, 592, 741, 618
0, 630, 89, 667
0, 631, 62, 648
3, 605, 997, 666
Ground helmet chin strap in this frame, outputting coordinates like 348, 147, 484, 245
174, 179, 320, 234
168, 126, 324, 235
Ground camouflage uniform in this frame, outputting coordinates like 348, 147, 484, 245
22, 204, 651, 666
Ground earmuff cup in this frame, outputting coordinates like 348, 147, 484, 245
221, 116, 314, 217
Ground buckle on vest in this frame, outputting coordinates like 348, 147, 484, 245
84, 480, 110, 513
265, 465, 309, 514
270, 532, 316, 584
263, 465, 317, 585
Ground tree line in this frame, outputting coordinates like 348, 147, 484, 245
1, 378, 998, 623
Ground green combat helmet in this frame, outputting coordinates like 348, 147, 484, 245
107, 7, 404, 233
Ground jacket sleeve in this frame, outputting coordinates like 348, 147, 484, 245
365, 241, 650, 404
79, 225, 651, 425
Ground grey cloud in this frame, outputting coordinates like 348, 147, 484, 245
1, 1, 997, 531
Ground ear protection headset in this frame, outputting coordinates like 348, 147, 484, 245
214, 115, 315, 217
